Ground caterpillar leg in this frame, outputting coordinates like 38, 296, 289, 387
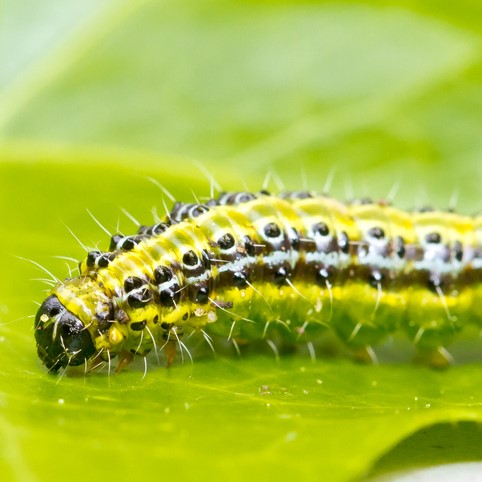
414, 346, 453, 369
405, 286, 462, 368
115, 350, 134, 373
165, 340, 177, 367
351, 345, 378, 364
333, 316, 388, 365
87, 352, 107, 372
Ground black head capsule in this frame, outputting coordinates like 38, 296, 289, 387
34, 295, 95, 371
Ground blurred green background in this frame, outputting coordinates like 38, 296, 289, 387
1, 1, 482, 481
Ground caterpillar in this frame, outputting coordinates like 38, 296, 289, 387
34, 190, 482, 373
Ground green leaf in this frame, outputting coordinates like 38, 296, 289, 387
1, 1, 482, 481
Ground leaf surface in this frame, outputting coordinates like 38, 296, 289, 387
1, 1, 482, 481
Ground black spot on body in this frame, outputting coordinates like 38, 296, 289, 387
242, 236, 256, 256
172, 203, 210, 221
316, 266, 335, 284
195, 286, 209, 304
130, 320, 147, 331
97, 252, 115, 268
281, 191, 313, 200
237, 192, 257, 203
369, 271, 383, 288
428, 275, 443, 292
453, 241, 464, 262
97, 256, 109, 268
274, 265, 290, 286
154, 266, 173, 284
159, 284, 181, 307
110, 234, 123, 250
169, 202, 186, 221
190, 205, 209, 217
395, 236, 405, 258
313, 222, 330, 237
289, 227, 300, 250
264, 222, 281, 238
152, 223, 169, 234
97, 319, 112, 334
425, 232, 442, 244
218, 191, 257, 205
128, 290, 151, 309
338, 232, 350, 254
138, 222, 169, 236
86, 251, 101, 267
124, 276, 144, 293
217, 233, 235, 250
110, 235, 144, 251
368, 227, 385, 240
121, 237, 137, 251
183, 250, 198, 267
201, 249, 212, 269
232, 270, 249, 288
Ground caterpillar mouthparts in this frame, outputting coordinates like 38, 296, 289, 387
34, 190, 482, 373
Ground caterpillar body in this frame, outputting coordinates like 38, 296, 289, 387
34, 190, 482, 372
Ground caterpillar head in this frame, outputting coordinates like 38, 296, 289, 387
34, 295, 96, 371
